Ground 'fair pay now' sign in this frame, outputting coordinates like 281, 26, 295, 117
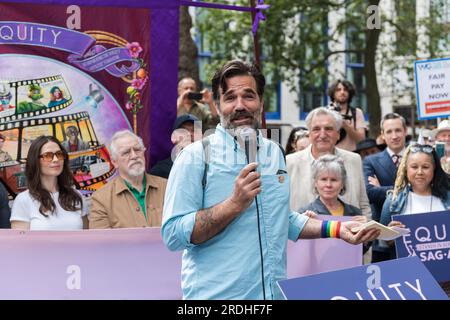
414, 57, 450, 119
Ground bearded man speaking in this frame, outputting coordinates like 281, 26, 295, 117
162, 60, 379, 300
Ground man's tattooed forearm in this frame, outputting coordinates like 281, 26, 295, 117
199, 207, 217, 232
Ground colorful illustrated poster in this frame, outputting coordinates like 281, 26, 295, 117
0, 1, 179, 196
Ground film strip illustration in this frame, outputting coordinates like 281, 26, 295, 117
0, 111, 90, 132
1, 75, 73, 124
77, 167, 116, 189
0, 109, 115, 195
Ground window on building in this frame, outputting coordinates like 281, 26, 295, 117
300, 80, 327, 117
345, 27, 367, 114
298, 11, 328, 119
346, 26, 364, 65
430, 0, 450, 54
263, 71, 281, 120
346, 67, 367, 112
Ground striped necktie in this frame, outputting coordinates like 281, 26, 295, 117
392, 154, 400, 168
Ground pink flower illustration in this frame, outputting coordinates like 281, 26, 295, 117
125, 101, 135, 110
126, 42, 143, 58
131, 76, 148, 90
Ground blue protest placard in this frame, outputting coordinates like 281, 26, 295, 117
393, 210, 450, 282
278, 256, 448, 300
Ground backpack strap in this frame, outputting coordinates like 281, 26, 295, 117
348, 106, 357, 128
276, 141, 286, 164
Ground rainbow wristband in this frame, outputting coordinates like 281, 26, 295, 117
321, 221, 341, 238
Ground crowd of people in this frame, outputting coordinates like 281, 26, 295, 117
0, 60, 448, 300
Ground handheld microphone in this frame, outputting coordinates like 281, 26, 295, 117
238, 127, 257, 164
237, 127, 266, 299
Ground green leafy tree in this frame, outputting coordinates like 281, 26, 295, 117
179, 6, 200, 86
189, 0, 449, 136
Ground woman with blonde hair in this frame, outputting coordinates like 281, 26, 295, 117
380, 143, 449, 257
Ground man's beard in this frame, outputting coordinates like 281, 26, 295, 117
127, 160, 145, 177
335, 96, 349, 104
220, 109, 261, 132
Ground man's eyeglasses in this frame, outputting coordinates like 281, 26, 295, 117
39, 150, 65, 162
119, 146, 146, 158
410, 144, 433, 154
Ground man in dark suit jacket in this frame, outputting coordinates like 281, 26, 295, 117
0, 181, 11, 228
363, 113, 407, 262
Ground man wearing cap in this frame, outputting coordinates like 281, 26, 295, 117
353, 138, 385, 161
434, 120, 450, 145
177, 77, 219, 132
0, 83, 15, 112
150, 114, 201, 179
433, 120, 450, 174
363, 113, 407, 262
89, 130, 167, 228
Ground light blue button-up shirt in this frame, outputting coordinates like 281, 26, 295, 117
162, 125, 309, 300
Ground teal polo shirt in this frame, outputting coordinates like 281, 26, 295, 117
124, 175, 147, 220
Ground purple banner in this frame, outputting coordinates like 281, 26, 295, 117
0, 21, 95, 54
287, 215, 362, 278
0, 1, 180, 169
280, 257, 448, 300
68, 45, 140, 77
0, 228, 182, 299
0, 21, 140, 77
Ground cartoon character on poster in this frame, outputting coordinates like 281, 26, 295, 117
0, 58, 132, 196
0, 6, 151, 197
0, 82, 15, 116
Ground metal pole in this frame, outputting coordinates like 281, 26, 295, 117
249, 0, 266, 129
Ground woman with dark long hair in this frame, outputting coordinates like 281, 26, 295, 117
11, 136, 88, 230
285, 126, 309, 155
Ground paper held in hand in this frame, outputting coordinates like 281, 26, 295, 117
351, 220, 410, 241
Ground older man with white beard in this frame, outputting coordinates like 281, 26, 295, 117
89, 130, 167, 228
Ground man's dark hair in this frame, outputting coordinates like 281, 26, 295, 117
380, 112, 407, 131
211, 60, 265, 103
327, 79, 356, 105
429, 149, 449, 201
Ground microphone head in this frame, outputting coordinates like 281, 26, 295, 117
237, 127, 257, 163
239, 127, 256, 138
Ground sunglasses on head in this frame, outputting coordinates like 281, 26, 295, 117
410, 144, 433, 154
39, 150, 65, 162
295, 130, 309, 138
